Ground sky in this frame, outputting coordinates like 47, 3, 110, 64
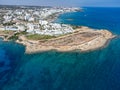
0, 0, 120, 7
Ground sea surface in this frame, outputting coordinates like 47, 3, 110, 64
0, 7, 120, 90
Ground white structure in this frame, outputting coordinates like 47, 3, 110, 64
27, 23, 34, 30
26, 29, 35, 34
28, 17, 34, 22
17, 25, 26, 31
0, 27, 5, 30
5, 26, 18, 31
39, 20, 48, 25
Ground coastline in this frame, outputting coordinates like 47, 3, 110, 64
45, 8, 82, 23
15, 26, 115, 54
0, 7, 116, 54
1, 6, 120, 90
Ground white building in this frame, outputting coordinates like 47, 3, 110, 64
17, 25, 26, 31
39, 20, 48, 25
28, 17, 35, 22
26, 29, 35, 34
27, 23, 34, 30
5, 26, 18, 31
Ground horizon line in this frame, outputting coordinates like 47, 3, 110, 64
0, 4, 120, 8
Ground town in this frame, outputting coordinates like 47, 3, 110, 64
0, 6, 114, 53
0, 6, 80, 36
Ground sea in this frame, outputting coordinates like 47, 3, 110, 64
0, 7, 120, 90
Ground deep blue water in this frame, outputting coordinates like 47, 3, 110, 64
55, 7, 120, 34
0, 7, 120, 90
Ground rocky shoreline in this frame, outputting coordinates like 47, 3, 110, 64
15, 26, 115, 54
0, 7, 116, 54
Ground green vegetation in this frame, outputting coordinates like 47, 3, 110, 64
8, 31, 28, 41
8, 35, 18, 40
15, 31, 28, 36
26, 34, 56, 40
72, 26, 79, 29
2, 30, 14, 34
3, 22, 16, 26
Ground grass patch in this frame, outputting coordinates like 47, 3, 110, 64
15, 31, 28, 36
8, 31, 27, 40
0, 30, 14, 34
72, 26, 79, 29
26, 34, 56, 40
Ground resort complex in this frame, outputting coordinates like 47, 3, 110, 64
0, 6, 79, 36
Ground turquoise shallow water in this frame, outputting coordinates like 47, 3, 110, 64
0, 7, 120, 90
1, 38, 120, 90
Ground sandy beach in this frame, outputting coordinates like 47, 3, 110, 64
15, 26, 115, 53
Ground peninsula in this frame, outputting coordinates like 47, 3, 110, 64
15, 26, 114, 53
0, 6, 115, 53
